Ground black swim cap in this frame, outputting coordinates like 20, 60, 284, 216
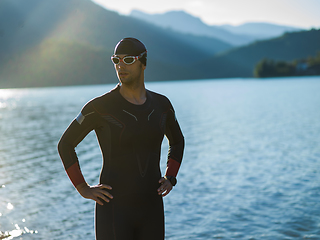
114, 38, 147, 65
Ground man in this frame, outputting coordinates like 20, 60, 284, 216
58, 37, 184, 240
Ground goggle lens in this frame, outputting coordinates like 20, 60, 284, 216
111, 57, 120, 64
124, 57, 135, 64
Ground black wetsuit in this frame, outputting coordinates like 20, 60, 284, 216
58, 84, 184, 240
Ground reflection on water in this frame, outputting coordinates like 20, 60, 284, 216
0, 224, 37, 240
1, 77, 320, 239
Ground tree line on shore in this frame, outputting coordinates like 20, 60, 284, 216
254, 52, 320, 78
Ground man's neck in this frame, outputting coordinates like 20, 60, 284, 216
119, 83, 147, 105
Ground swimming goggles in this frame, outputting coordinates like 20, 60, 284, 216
111, 51, 147, 65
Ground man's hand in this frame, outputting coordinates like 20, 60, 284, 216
76, 183, 113, 205
157, 177, 173, 197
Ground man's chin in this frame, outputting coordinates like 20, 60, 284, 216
119, 77, 135, 85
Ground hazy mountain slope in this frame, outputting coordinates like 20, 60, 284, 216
46, 5, 232, 59
0, 0, 318, 88
0, 39, 115, 88
130, 10, 254, 46
0, 0, 229, 87
220, 22, 302, 39
130, 10, 303, 46
0, 37, 194, 88
0, 0, 228, 64
192, 29, 320, 79
0, 0, 76, 56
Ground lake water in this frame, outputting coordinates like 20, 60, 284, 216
1, 76, 320, 239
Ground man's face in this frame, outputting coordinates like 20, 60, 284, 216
113, 54, 146, 86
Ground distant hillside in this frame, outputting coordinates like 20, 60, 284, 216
0, 39, 115, 88
130, 10, 254, 46
0, 0, 319, 88
253, 52, 320, 78
0, 38, 197, 88
190, 29, 320, 79
130, 10, 303, 46
0, 0, 231, 61
220, 22, 302, 39
0, 0, 232, 88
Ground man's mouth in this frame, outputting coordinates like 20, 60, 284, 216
118, 72, 128, 77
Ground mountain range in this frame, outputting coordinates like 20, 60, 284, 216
0, 0, 319, 88
130, 10, 303, 46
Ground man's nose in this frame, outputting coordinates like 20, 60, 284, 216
117, 60, 126, 68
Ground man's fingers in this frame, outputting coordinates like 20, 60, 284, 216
98, 184, 112, 190
96, 193, 110, 203
157, 182, 172, 196
88, 185, 114, 205
159, 187, 171, 197
157, 178, 172, 192
99, 189, 113, 200
95, 198, 104, 206
162, 189, 171, 197
157, 184, 166, 194
158, 177, 165, 184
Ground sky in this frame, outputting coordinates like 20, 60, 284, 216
91, 0, 320, 29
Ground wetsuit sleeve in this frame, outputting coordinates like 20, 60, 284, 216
57, 102, 98, 187
164, 102, 185, 178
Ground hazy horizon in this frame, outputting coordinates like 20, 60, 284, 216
91, 0, 320, 29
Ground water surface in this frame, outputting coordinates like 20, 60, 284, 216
1, 77, 320, 239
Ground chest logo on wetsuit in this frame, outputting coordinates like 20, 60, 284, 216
103, 115, 123, 128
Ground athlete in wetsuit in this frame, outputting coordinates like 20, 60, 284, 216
58, 38, 184, 240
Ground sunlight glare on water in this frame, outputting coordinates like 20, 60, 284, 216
6, 203, 13, 210
0, 89, 15, 100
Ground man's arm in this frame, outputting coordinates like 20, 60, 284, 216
158, 105, 185, 196
57, 117, 91, 187
57, 105, 113, 205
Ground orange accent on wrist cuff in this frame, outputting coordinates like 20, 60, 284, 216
165, 158, 181, 177
66, 162, 86, 187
